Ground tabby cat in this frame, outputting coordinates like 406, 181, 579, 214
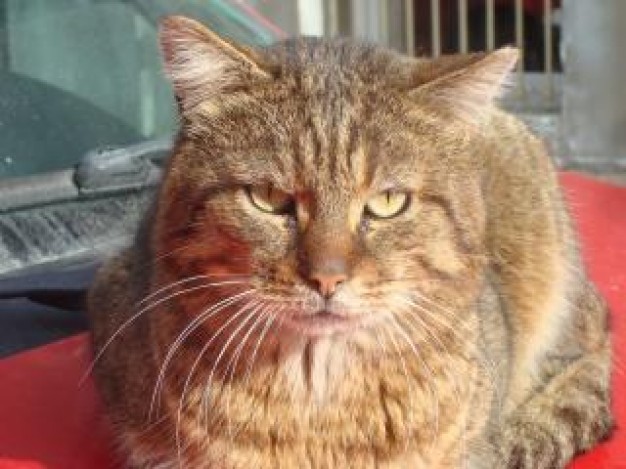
88, 15, 613, 468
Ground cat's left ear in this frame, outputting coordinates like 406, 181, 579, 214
159, 15, 272, 111
410, 47, 519, 125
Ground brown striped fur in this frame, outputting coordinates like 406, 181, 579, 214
88, 16, 612, 468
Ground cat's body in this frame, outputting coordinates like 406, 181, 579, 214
88, 17, 612, 468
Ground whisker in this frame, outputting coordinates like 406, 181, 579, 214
222, 303, 270, 437
150, 243, 198, 266
395, 300, 464, 406
405, 295, 502, 404
232, 306, 284, 437
400, 296, 504, 463
411, 291, 473, 333
148, 289, 255, 420
406, 293, 473, 347
371, 321, 390, 356
376, 319, 416, 453
394, 300, 472, 459
174, 299, 258, 464
222, 303, 269, 389
387, 315, 440, 452
198, 302, 262, 429
82, 280, 248, 386
243, 307, 280, 390
137, 274, 248, 306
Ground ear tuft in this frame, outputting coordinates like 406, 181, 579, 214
159, 15, 270, 111
412, 47, 519, 125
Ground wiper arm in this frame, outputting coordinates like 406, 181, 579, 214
74, 137, 171, 195
0, 137, 172, 212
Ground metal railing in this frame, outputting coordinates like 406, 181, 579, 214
427, 0, 557, 110
311, 0, 562, 156
318, 1, 560, 111
298, 1, 626, 168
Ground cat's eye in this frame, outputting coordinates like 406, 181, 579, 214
365, 191, 410, 219
246, 184, 294, 214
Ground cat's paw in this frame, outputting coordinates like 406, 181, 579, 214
495, 418, 571, 469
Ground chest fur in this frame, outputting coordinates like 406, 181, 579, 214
151, 330, 491, 468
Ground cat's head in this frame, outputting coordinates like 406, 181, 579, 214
152, 16, 517, 341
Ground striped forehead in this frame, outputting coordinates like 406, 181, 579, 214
201, 112, 421, 197
293, 105, 367, 191
188, 38, 425, 194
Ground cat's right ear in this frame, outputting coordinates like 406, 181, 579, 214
159, 16, 271, 111
409, 47, 519, 126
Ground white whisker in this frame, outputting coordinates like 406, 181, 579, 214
397, 298, 465, 402
406, 294, 502, 405
377, 320, 416, 453
396, 300, 472, 461
174, 299, 258, 464
232, 306, 284, 437
198, 302, 262, 428
411, 291, 473, 333
387, 315, 440, 451
137, 274, 247, 306
222, 303, 270, 437
148, 289, 254, 420
82, 280, 248, 386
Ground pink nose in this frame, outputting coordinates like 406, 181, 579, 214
310, 272, 347, 298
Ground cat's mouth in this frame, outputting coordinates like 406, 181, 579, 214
282, 310, 363, 337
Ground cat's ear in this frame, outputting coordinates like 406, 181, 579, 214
410, 47, 519, 125
159, 15, 271, 110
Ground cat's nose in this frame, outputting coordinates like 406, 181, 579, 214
310, 272, 347, 298
309, 259, 348, 298
301, 224, 353, 298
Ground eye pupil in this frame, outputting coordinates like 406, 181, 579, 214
364, 191, 410, 220
246, 184, 294, 215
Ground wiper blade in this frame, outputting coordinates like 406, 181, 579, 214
0, 137, 172, 212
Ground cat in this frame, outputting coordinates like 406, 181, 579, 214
87, 15, 613, 468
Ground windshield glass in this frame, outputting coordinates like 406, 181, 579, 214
0, 0, 291, 179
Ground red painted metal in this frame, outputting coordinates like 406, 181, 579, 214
0, 172, 623, 468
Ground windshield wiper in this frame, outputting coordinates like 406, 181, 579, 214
75, 137, 171, 195
0, 137, 172, 213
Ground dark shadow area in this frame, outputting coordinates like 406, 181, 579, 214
0, 298, 87, 358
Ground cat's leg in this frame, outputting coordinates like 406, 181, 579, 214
495, 283, 613, 468
497, 349, 612, 468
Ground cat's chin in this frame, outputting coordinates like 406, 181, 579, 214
281, 310, 366, 337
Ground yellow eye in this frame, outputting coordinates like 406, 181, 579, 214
365, 191, 410, 219
246, 184, 293, 214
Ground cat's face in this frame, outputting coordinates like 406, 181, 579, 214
153, 17, 517, 341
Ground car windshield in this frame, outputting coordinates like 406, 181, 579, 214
0, 0, 288, 179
